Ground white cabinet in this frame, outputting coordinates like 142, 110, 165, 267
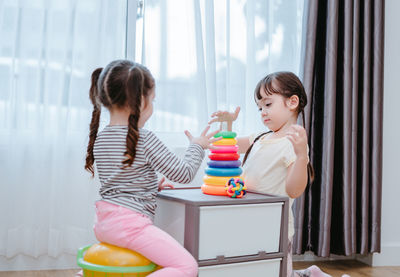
154, 188, 289, 277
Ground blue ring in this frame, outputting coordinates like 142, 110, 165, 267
205, 167, 243, 177
207, 160, 242, 168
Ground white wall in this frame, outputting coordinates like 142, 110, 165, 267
372, 0, 400, 266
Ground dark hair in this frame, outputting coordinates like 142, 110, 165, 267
244, 71, 314, 182
85, 60, 155, 176
254, 71, 307, 126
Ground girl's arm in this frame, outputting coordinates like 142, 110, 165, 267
286, 156, 308, 198
237, 136, 251, 154
285, 125, 309, 198
144, 126, 219, 184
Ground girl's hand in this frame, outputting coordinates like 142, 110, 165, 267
208, 106, 240, 124
286, 125, 308, 159
184, 125, 222, 150
157, 177, 174, 192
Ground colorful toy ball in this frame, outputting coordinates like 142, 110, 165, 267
225, 178, 247, 198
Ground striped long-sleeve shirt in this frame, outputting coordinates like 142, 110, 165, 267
93, 125, 205, 220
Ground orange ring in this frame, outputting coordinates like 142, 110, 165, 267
201, 184, 228, 196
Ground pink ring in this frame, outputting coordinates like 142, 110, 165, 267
210, 145, 239, 154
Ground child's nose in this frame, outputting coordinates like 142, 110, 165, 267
261, 109, 268, 116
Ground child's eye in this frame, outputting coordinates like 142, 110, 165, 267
265, 103, 271, 107
258, 107, 262, 111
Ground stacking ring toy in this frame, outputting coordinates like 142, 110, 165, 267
207, 160, 242, 168
213, 138, 237, 146
225, 178, 247, 198
203, 175, 241, 186
214, 131, 237, 138
210, 145, 238, 154
201, 184, 228, 195
208, 153, 240, 161
205, 167, 243, 177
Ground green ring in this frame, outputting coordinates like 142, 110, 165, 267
77, 245, 157, 274
214, 131, 237, 138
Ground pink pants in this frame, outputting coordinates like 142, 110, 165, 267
94, 201, 198, 277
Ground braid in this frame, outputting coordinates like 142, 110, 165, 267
85, 108, 101, 175
242, 131, 272, 166
301, 110, 306, 127
85, 68, 102, 175
123, 113, 140, 166
300, 108, 315, 183
122, 66, 144, 166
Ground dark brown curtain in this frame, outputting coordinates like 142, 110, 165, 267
293, 0, 384, 257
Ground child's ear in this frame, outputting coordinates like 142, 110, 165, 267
287, 95, 299, 110
140, 95, 147, 111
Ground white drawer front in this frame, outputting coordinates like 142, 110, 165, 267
199, 203, 282, 260
198, 258, 281, 277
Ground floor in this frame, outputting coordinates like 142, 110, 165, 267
293, 260, 400, 277
0, 260, 399, 276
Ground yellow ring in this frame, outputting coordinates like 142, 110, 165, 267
213, 138, 237, 146
203, 175, 241, 186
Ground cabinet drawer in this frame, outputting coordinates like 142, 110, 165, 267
198, 203, 282, 260
198, 258, 281, 277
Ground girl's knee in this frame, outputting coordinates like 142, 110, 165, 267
181, 256, 198, 277
174, 253, 197, 277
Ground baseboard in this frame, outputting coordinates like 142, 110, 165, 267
372, 243, 400, 266
293, 244, 400, 267
0, 254, 79, 271
293, 251, 357, 262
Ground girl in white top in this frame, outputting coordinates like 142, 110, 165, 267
209, 72, 339, 277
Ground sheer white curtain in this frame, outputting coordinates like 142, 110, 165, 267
0, 0, 304, 271
142, 0, 304, 138
0, 0, 126, 270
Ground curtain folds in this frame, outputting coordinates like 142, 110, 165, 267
143, 0, 304, 135
294, 0, 384, 257
0, 0, 127, 259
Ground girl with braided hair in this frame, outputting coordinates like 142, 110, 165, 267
81, 60, 220, 277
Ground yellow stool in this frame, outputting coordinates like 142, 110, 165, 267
77, 243, 158, 277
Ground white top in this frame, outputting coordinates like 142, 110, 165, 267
242, 132, 297, 238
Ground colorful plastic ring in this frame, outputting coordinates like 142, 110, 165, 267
214, 131, 237, 139
210, 145, 238, 154
207, 160, 242, 168
203, 175, 241, 186
201, 184, 228, 196
208, 153, 240, 161
213, 138, 237, 146
205, 167, 243, 177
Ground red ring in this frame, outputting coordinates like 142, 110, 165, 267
208, 153, 240, 161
